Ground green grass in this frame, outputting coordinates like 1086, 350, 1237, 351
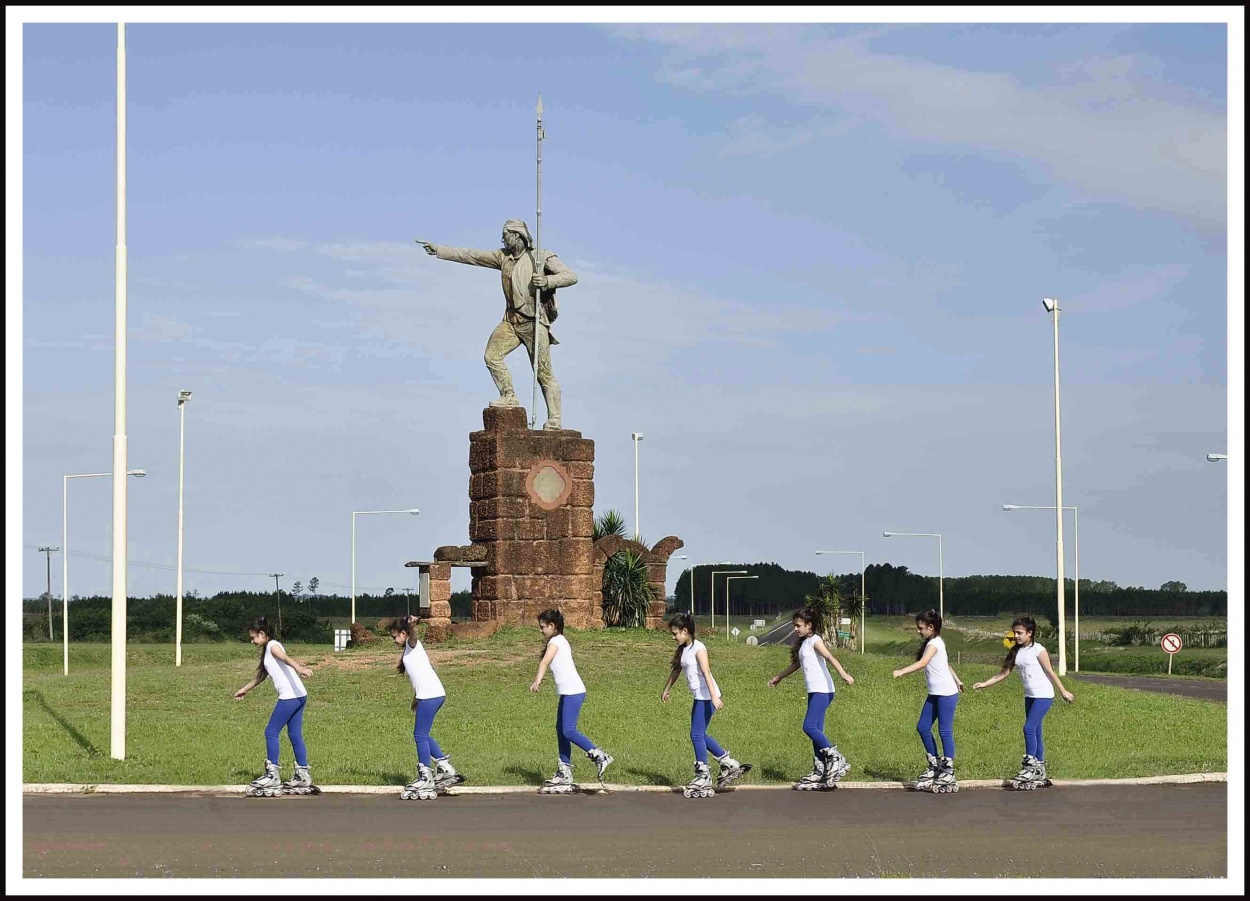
23, 630, 1226, 786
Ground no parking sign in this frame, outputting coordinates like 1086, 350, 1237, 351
1161, 632, 1182, 674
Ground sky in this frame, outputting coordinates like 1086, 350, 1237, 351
13, 12, 1242, 604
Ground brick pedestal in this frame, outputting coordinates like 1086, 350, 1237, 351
467, 406, 601, 629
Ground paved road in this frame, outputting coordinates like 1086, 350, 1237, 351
757, 620, 797, 647
24, 784, 1225, 878
1070, 673, 1227, 703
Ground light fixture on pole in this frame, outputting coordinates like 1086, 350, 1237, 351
352, 509, 421, 624
110, 20, 130, 761
64, 467, 146, 677
631, 432, 644, 540
724, 574, 759, 641
883, 532, 943, 620
710, 568, 747, 631
816, 550, 866, 654
175, 389, 192, 667
37, 546, 60, 642
1043, 296, 1068, 676
1206, 454, 1228, 462
1003, 504, 1080, 671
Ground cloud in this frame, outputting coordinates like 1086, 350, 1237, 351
241, 237, 309, 252
612, 25, 1227, 232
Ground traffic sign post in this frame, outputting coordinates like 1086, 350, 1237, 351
1161, 632, 1182, 675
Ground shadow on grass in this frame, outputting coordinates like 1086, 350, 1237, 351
759, 765, 791, 782
621, 766, 675, 786
504, 764, 545, 786
30, 691, 100, 757
860, 764, 911, 782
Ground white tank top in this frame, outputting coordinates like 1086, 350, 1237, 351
403, 639, 446, 700
798, 635, 835, 694
546, 634, 586, 696
1013, 643, 1054, 698
263, 641, 307, 700
923, 636, 959, 696
680, 640, 719, 700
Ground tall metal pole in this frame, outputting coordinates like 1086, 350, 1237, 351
937, 533, 944, 621
1049, 301, 1068, 676
351, 512, 357, 625
1073, 506, 1080, 673
62, 477, 69, 675
530, 93, 545, 429
110, 21, 129, 761
175, 393, 188, 666
633, 434, 641, 540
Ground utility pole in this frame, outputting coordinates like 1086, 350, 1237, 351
270, 573, 284, 635
38, 546, 60, 641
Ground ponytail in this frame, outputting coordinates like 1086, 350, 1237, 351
249, 617, 274, 682
790, 608, 819, 667
667, 613, 695, 672
914, 609, 942, 661
1002, 616, 1037, 668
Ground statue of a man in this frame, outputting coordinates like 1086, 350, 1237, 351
419, 220, 577, 430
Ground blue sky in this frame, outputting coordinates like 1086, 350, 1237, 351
15, 16, 1238, 601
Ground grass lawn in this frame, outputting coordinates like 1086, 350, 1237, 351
22, 630, 1226, 787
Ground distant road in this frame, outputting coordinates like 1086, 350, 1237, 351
757, 619, 797, 647
1071, 673, 1226, 703
24, 785, 1226, 877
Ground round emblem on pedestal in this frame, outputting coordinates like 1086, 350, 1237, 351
525, 460, 573, 510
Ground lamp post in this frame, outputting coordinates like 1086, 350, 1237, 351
710, 569, 747, 632
175, 389, 192, 667
1003, 504, 1080, 671
37, 546, 60, 641
883, 532, 943, 620
1043, 296, 1068, 676
670, 554, 688, 614
1206, 454, 1228, 462
816, 550, 865, 654
352, 509, 420, 624
111, 20, 130, 761
724, 574, 759, 641
63, 469, 146, 677
631, 432, 644, 540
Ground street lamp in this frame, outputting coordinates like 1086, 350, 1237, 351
710, 568, 747, 631
816, 550, 865, 654
62, 468, 146, 676
1043, 296, 1069, 676
1004, 504, 1080, 671
670, 554, 688, 613
724, 574, 759, 641
1206, 454, 1228, 462
631, 432, 644, 540
883, 532, 943, 619
175, 390, 192, 667
352, 509, 421, 624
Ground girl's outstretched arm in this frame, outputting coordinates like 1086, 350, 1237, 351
893, 642, 936, 679
530, 641, 558, 693
406, 615, 422, 648
233, 676, 262, 700
1038, 648, 1075, 702
768, 662, 800, 687
815, 637, 854, 684
972, 666, 1012, 691
696, 645, 724, 709
269, 643, 314, 679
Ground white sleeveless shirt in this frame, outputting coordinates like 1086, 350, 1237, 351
1013, 643, 1055, 698
798, 635, 835, 694
403, 639, 446, 700
263, 641, 307, 701
923, 636, 959, 696
680, 639, 719, 701
546, 634, 587, 696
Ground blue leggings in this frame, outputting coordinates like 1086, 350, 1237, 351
556, 693, 597, 764
917, 693, 958, 758
265, 696, 308, 766
1023, 696, 1054, 759
414, 696, 447, 767
690, 699, 726, 763
802, 692, 835, 753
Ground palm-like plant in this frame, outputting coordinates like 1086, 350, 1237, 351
594, 509, 654, 628
803, 574, 843, 647
841, 589, 864, 647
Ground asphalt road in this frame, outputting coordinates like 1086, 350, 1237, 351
1069, 673, 1227, 702
24, 784, 1226, 878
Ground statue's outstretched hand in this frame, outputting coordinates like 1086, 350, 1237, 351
416, 240, 438, 256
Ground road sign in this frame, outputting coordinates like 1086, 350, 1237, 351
839, 617, 851, 625
731, 627, 741, 637
1161, 633, 1182, 675
746, 636, 758, 646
